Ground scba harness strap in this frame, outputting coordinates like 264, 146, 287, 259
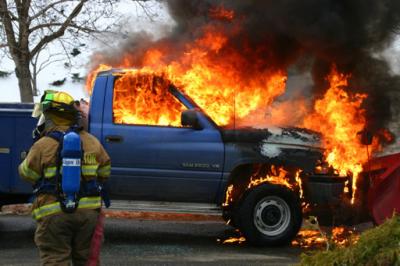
34, 127, 103, 215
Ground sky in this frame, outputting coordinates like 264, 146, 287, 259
0, 1, 399, 103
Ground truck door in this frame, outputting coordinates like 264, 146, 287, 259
101, 74, 224, 203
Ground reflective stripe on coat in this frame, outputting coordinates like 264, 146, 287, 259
32, 196, 102, 220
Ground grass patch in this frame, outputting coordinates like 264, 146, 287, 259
300, 215, 400, 266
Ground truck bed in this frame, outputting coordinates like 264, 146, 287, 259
0, 103, 36, 195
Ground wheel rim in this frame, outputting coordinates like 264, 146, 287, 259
253, 196, 291, 237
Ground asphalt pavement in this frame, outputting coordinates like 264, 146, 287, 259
0, 214, 301, 266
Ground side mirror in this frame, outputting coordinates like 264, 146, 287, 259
181, 109, 203, 130
358, 130, 373, 145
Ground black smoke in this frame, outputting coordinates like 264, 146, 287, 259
166, 0, 400, 135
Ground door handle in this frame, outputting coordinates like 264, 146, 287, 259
105, 135, 123, 143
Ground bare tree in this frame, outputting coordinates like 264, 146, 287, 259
0, 0, 125, 102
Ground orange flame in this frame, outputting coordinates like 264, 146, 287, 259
223, 184, 234, 207
222, 236, 246, 244
85, 64, 112, 94
222, 166, 302, 208
292, 229, 326, 248
292, 227, 358, 248
303, 66, 376, 203
247, 166, 293, 190
295, 170, 304, 199
112, 70, 184, 126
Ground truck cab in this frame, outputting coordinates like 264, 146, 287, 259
90, 72, 225, 203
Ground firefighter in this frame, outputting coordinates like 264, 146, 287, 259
19, 90, 111, 266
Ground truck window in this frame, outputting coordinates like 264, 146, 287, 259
112, 73, 186, 127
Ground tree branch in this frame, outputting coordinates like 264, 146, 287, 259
29, 22, 64, 33
15, 0, 32, 56
30, 22, 110, 34
68, 23, 113, 34
0, 0, 18, 56
30, 0, 87, 58
8, 11, 18, 21
57, 37, 73, 70
28, 0, 74, 23
136, 1, 156, 22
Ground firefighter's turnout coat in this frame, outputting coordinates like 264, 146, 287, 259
19, 126, 111, 220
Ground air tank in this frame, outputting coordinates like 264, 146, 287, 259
61, 131, 82, 210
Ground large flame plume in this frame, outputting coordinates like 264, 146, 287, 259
303, 67, 378, 203
87, 17, 288, 127
304, 67, 368, 177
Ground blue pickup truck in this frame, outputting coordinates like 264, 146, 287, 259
0, 69, 348, 246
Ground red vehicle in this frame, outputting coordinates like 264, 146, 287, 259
367, 152, 400, 224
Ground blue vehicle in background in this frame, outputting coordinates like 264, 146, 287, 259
0, 69, 349, 246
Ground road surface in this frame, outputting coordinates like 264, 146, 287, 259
0, 214, 301, 265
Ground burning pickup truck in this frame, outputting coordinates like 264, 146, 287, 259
0, 69, 357, 246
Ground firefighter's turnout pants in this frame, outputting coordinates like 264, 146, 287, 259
35, 209, 99, 266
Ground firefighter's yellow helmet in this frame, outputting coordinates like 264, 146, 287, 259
41, 90, 76, 113
40, 90, 78, 126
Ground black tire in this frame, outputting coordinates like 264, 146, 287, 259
237, 183, 302, 246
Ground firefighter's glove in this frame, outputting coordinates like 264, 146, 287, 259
99, 182, 111, 208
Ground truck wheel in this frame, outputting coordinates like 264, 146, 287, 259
237, 184, 302, 246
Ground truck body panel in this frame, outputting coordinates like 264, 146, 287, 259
0, 104, 36, 195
